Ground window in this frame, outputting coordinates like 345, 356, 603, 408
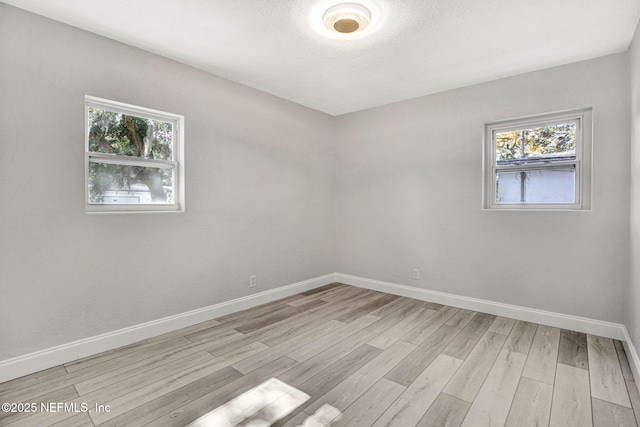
483, 108, 592, 210
85, 96, 184, 212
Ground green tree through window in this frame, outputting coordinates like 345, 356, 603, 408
85, 96, 184, 212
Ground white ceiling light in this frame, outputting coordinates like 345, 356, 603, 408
310, 0, 380, 39
323, 3, 371, 34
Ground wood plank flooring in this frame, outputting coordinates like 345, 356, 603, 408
1, 283, 639, 427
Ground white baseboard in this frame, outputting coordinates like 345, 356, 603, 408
0, 274, 336, 384
3, 272, 637, 388
336, 273, 628, 341
622, 328, 640, 394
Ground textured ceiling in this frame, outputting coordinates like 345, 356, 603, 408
4, 0, 640, 115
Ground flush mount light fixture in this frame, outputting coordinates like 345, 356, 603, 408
309, 0, 380, 39
323, 3, 371, 34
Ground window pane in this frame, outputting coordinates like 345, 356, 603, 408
87, 107, 173, 160
496, 166, 575, 204
88, 161, 174, 205
495, 123, 576, 165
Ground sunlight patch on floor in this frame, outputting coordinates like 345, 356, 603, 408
296, 404, 343, 426
186, 378, 311, 426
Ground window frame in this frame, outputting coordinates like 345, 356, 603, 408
84, 95, 185, 213
482, 108, 592, 210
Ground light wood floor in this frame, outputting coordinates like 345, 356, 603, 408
1, 283, 639, 426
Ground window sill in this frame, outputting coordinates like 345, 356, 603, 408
85, 206, 184, 214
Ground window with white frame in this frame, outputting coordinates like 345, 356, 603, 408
483, 108, 592, 210
85, 96, 184, 212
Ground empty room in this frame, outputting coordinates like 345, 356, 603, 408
2, 0, 640, 426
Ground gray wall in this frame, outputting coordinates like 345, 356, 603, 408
1, 3, 636, 365
629, 21, 640, 356
0, 5, 335, 360
335, 54, 630, 323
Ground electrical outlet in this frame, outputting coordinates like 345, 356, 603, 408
412, 268, 420, 280
249, 275, 257, 288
